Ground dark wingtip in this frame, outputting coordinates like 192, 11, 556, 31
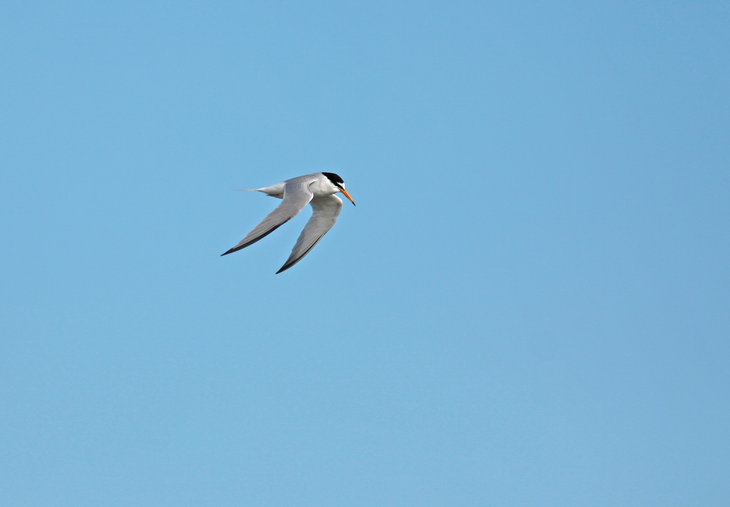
221, 248, 236, 256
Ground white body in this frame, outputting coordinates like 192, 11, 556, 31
256, 172, 343, 199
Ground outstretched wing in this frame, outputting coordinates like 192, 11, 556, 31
221, 180, 313, 256
276, 194, 343, 273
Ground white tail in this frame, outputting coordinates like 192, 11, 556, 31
254, 183, 286, 198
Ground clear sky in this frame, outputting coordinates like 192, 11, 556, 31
1, 1, 729, 505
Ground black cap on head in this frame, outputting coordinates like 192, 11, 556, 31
322, 172, 344, 186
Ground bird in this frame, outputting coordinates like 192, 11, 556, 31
221, 172, 356, 273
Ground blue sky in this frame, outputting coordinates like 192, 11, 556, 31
1, 1, 728, 505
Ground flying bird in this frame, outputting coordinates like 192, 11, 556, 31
221, 172, 355, 273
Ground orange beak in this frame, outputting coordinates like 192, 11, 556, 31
339, 188, 356, 206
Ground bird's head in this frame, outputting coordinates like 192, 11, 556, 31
322, 172, 356, 206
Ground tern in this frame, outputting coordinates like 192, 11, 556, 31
221, 172, 356, 273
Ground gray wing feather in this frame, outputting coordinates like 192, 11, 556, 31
221, 181, 313, 256
276, 194, 343, 273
